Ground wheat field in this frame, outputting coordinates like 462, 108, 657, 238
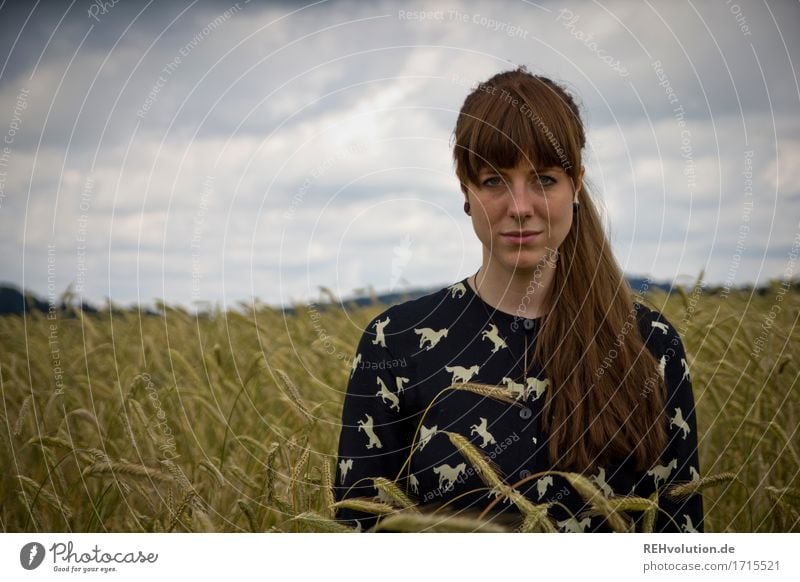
1, 280, 798, 532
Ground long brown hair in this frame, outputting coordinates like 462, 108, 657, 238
451, 66, 667, 473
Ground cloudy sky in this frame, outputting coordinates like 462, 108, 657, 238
0, 0, 798, 312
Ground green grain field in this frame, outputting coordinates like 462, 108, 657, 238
1, 280, 798, 532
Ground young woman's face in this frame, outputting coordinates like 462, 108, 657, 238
466, 160, 583, 272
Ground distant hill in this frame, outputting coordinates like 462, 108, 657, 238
0, 278, 780, 318
0, 284, 154, 317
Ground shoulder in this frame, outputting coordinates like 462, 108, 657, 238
634, 302, 684, 358
363, 281, 463, 328
358, 281, 463, 345
633, 302, 683, 346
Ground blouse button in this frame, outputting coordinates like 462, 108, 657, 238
519, 406, 532, 420
519, 469, 531, 479
523, 318, 535, 330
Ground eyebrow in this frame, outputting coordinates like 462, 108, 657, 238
478, 166, 560, 174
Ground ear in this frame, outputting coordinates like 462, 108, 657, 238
574, 166, 585, 200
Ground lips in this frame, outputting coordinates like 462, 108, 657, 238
500, 230, 543, 244
501, 230, 541, 236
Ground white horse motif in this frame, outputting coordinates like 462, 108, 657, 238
433, 462, 466, 492
669, 407, 691, 439
395, 376, 410, 394
357, 414, 382, 449
681, 358, 690, 382
469, 417, 497, 448
501, 377, 527, 400
375, 377, 400, 412
525, 377, 550, 401
651, 320, 669, 334
338, 458, 353, 482
419, 424, 437, 450
447, 282, 466, 299
487, 485, 516, 504
350, 352, 362, 378
408, 473, 419, 494
558, 516, 592, 533
689, 466, 700, 482
590, 467, 615, 498
536, 475, 553, 500
481, 323, 508, 353
371, 316, 390, 348
657, 355, 667, 380
682, 514, 698, 533
647, 458, 677, 488
414, 327, 449, 350
445, 364, 479, 384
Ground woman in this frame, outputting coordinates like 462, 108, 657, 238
332, 66, 704, 533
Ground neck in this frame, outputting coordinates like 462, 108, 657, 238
471, 252, 556, 319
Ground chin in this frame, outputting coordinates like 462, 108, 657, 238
498, 252, 546, 272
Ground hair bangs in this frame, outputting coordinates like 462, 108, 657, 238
460, 89, 578, 188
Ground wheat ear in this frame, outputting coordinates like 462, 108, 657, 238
331, 497, 397, 515
556, 471, 633, 532
665, 472, 737, 501
372, 477, 419, 512
450, 382, 522, 406
291, 511, 354, 532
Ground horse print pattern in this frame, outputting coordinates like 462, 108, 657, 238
333, 277, 704, 532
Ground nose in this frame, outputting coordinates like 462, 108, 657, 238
507, 177, 537, 220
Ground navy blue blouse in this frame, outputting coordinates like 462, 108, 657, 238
333, 277, 704, 532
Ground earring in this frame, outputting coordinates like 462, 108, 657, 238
464, 201, 471, 215
573, 201, 579, 213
